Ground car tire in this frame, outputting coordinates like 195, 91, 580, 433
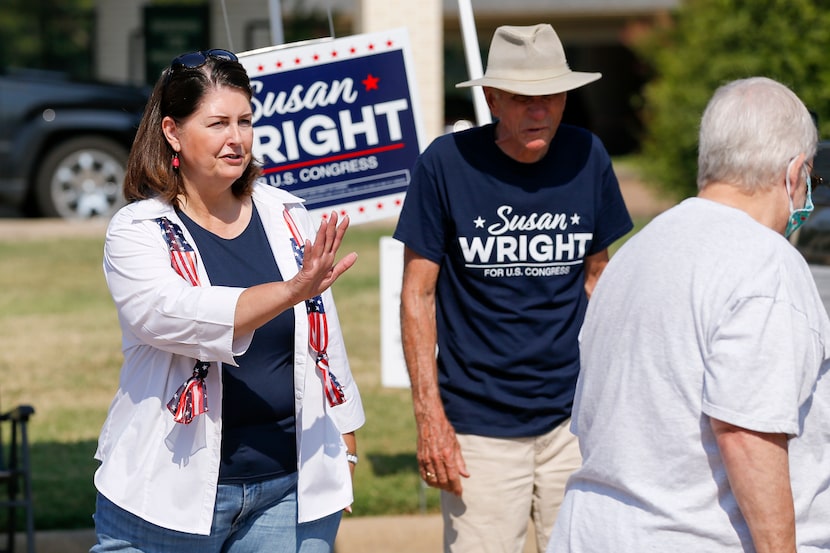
33, 136, 129, 219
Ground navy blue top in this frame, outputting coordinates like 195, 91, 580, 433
393, 123, 633, 438
179, 204, 297, 482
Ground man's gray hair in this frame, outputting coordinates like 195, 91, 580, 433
697, 77, 817, 191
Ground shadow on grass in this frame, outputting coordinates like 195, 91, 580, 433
19, 443, 430, 531
366, 452, 418, 477
11, 440, 100, 532
359, 451, 440, 516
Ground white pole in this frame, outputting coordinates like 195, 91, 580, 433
327, 7, 335, 38
219, 0, 234, 51
457, 0, 491, 126
269, 0, 285, 46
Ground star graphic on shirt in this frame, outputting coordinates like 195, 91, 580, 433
362, 73, 380, 91
570, 213, 581, 226
473, 216, 486, 228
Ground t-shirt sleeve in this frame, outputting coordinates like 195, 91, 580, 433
589, 138, 633, 254
393, 148, 447, 263
702, 295, 820, 436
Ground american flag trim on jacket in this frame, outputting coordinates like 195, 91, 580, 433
155, 211, 346, 425
283, 209, 347, 407
156, 216, 210, 424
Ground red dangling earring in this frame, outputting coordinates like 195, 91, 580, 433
172, 152, 180, 170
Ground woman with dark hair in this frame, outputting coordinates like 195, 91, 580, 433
91, 50, 364, 553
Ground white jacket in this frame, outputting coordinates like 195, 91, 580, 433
94, 183, 365, 535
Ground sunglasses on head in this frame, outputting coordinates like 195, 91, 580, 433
162, 49, 238, 92
169, 49, 238, 71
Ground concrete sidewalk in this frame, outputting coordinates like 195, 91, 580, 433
18, 513, 540, 552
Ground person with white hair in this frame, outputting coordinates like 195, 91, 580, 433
394, 23, 633, 552
548, 76, 830, 553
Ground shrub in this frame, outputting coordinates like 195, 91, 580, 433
633, 0, 830, 200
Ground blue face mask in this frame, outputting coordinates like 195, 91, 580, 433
785, 165, 814, 238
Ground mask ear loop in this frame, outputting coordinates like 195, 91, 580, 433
784, 156, 815, 238
784, 156, 812, 211
803, 171, 814, 212
785, 156, 798, 213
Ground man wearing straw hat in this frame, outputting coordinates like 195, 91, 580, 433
394, 24, 633, 552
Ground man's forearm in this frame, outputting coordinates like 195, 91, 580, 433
583, 249, 609, 299
399, 253, 468, 494
711, 418, 796, 553
400, 287, 441, 418
399, 251, 443, 418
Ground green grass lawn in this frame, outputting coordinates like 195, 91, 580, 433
0, 219, 442, 531
0, 214, 650, 531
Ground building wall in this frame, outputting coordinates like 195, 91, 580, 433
96, 0, 445, 140
356, 0, 443, 141
94, 0, 679, 151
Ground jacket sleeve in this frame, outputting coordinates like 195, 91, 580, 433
103, 208, 249, 365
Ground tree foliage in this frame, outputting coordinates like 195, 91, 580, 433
0, 0, 94, 79
633, 0, 830, 200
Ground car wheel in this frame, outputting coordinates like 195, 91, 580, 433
34, 136, 128, 219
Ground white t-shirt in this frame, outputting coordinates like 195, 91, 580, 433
549, 198, 830, 552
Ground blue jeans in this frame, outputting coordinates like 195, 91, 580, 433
91, 472, 342, 553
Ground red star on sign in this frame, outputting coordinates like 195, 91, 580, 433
362, 74, 380, 91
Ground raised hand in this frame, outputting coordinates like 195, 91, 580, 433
287, 211, 358, 303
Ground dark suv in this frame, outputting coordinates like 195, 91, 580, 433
0, 68, 148, 219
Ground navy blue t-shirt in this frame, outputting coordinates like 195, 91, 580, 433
179, 204, 297, 482
393, 123, 633, 438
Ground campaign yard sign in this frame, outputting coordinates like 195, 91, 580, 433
239, 29, 425, 225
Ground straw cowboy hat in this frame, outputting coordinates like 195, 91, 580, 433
457, 24, 602, 96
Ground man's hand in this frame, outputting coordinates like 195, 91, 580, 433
416, 404, 469, 495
